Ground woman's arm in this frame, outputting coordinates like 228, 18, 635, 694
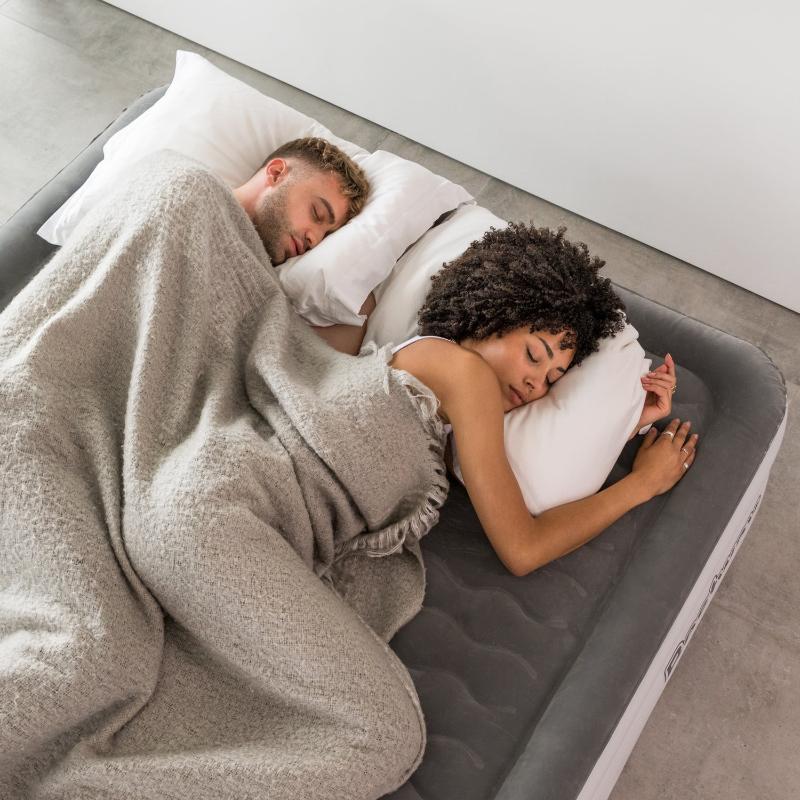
506, 423, 693, 575
309, 292, 377, 356
423, 348, 697, 577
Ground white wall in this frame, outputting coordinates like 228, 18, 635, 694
107, 0, 800, 312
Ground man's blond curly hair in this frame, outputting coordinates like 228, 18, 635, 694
260, 137, 370, 222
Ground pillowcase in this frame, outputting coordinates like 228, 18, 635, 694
365, 204, 507, 347
37, 50, 472, 326
364, 205, 650, 516
37, 50, 360, 244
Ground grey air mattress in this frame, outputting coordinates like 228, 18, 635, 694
0, 86, 788, 800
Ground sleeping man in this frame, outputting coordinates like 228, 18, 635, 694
0, 145, 438, 800
231, 135, 377, 348
232, 136, 369, 267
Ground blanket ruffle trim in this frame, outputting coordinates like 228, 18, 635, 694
327, 342, 451, 565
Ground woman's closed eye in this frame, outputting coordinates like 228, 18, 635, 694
528, 346, 562, 387
527, 347, 555, 388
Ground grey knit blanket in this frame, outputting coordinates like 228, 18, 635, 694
0, 151, 449, 799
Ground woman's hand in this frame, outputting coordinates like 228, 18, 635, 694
632, 417, 699, 497
636, 353, 677, 433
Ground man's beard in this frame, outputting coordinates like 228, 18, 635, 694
252, 185, 291, 265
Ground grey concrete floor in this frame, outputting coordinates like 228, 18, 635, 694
1, 1, 798, 798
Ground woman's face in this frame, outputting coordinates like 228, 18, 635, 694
462, 327, 575, 413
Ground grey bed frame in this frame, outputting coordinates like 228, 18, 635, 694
0, 87, 787, 800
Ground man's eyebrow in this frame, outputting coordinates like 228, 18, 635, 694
318, 196, 336, 225
536, 335, 567, 373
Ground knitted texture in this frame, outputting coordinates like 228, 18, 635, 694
0, 151, 449, 799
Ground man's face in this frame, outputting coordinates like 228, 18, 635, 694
251, 161, 351, 265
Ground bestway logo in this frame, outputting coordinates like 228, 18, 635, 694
663, 492, 762, 683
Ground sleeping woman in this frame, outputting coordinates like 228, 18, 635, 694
313, 221, 696, 577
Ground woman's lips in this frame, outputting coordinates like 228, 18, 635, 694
509, 386, 524, 407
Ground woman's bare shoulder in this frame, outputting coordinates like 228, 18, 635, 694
390, 338, 486, 383
390, 338, 498, 415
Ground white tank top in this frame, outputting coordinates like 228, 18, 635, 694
390, 334, 454, 436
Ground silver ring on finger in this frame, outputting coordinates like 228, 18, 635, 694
661, 431, 675, 440
681, 446, 690, 454
683, 462, 690, 470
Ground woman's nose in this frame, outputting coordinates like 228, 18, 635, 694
523, 377, 537, 400
524, 376, 548, 401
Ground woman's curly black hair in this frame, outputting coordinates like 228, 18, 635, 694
417, 222, 626, 367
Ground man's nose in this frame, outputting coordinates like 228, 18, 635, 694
304, 223, 327, 252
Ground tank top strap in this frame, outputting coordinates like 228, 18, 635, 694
390, 334, 454, 355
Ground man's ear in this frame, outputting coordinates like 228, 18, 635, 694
263, 157, 288, 186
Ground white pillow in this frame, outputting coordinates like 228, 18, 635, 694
365, 206, 650, 516
37, 50, 472, 326
365, 204, 507, 347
